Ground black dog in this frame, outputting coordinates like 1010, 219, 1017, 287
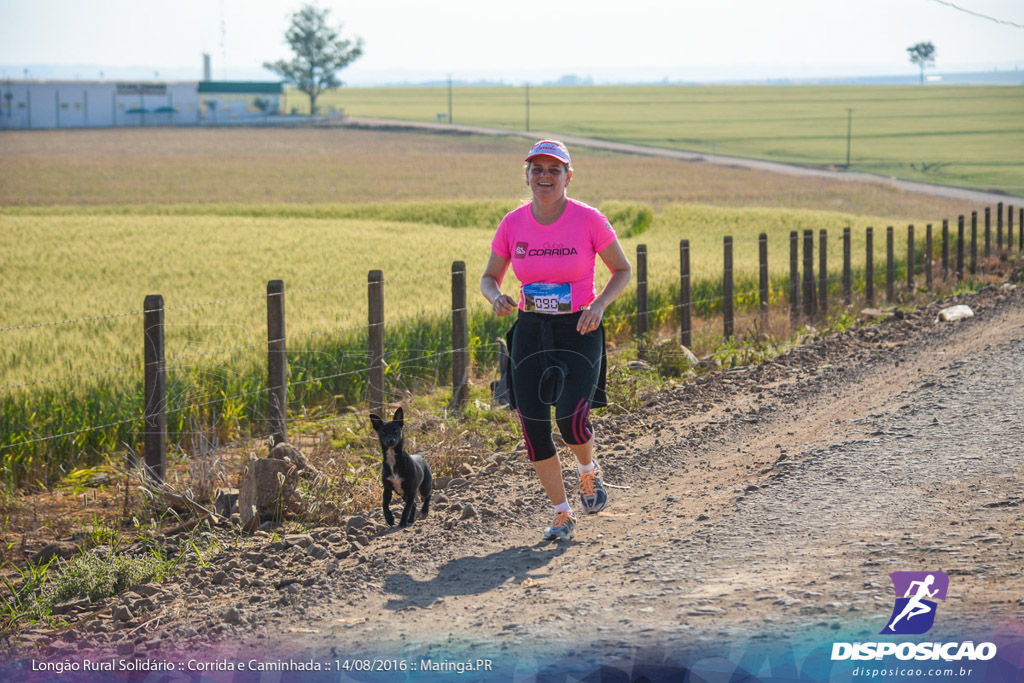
369, 407, 432, 529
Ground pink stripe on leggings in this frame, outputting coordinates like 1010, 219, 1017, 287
517, 407, 537, 461
573, 397, 592, 444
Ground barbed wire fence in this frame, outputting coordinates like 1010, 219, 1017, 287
0, 203, 1018, 486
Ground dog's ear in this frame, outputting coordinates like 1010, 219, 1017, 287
369, 413, 384, 432
392, 407, 404, 427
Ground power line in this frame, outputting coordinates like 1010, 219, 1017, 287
929, 0, 1024, 28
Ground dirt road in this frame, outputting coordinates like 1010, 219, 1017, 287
7, 284, 1024, 681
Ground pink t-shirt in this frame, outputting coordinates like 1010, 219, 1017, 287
491, 199, 617, 313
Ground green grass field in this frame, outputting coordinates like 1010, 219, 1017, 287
313, 85, 1024, 197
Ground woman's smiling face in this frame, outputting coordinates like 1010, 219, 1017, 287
527, 155, 572, 201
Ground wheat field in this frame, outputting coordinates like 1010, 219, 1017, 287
0, 125, 996, 486
1, 202, 937, 388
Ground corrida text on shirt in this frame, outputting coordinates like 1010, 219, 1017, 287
491, 198, 617, 313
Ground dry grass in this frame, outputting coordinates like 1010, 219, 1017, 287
0, 126, 992, 218
0, 381, 514, 561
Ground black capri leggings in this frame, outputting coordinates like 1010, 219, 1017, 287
509, 310, 603, 462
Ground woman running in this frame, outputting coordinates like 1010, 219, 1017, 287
480, 140, 631, 541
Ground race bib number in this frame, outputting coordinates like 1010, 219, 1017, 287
522, 282, 572, 314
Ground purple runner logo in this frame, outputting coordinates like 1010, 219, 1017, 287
514, 242, 529, 259
881, 571, 949, 635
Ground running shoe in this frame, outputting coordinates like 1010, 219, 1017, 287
542, 510, 577, 541
578, 461, 608, 513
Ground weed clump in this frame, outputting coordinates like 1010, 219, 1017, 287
2, 547, 177, 627
599, 201, 654, 238
38, 552, 171, 609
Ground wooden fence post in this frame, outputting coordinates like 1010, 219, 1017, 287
143, 294, 166, 484
984, 206, 991, 259
865, 227, 874, 306
637, 244, 648, 339
907, 224, 915, 291
802, 229, 815, 319
886, 226, 895, 303
680, 240, 691, 349
957, 215, 965, 281
790, 231, 800, 324
942, 219, 949, 280
450, 261, 468, 409
758, 233, 769, 324
997, 202, 1003, 251
267, 280, 287, 445
843, 227, 851, 306
925, 224, 933, 290
368, 270, 385, 417
818, 229, 827, 318
1008, 205, 1014, 252
970, 210, 977, 276
723, 236, 734, 339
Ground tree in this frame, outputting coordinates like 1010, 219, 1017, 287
253, 97, 273, 122
263, 5, 363, 116
907, 42, 936, 85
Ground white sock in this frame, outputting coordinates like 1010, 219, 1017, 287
553, 501, 572, 513
578, 460, 596, 476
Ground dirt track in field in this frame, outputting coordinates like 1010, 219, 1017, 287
346, 116, 1024, 206
6, 279, 1023, 680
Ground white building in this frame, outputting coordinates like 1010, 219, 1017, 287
0, 80, 283, 129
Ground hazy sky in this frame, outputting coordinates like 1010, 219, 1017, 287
1, 0, 1022, 83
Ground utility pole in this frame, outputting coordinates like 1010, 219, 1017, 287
220, 0, 227, 80
845, 108, 854, 168
447, 74, 452, 124
525, 82, 530, 132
